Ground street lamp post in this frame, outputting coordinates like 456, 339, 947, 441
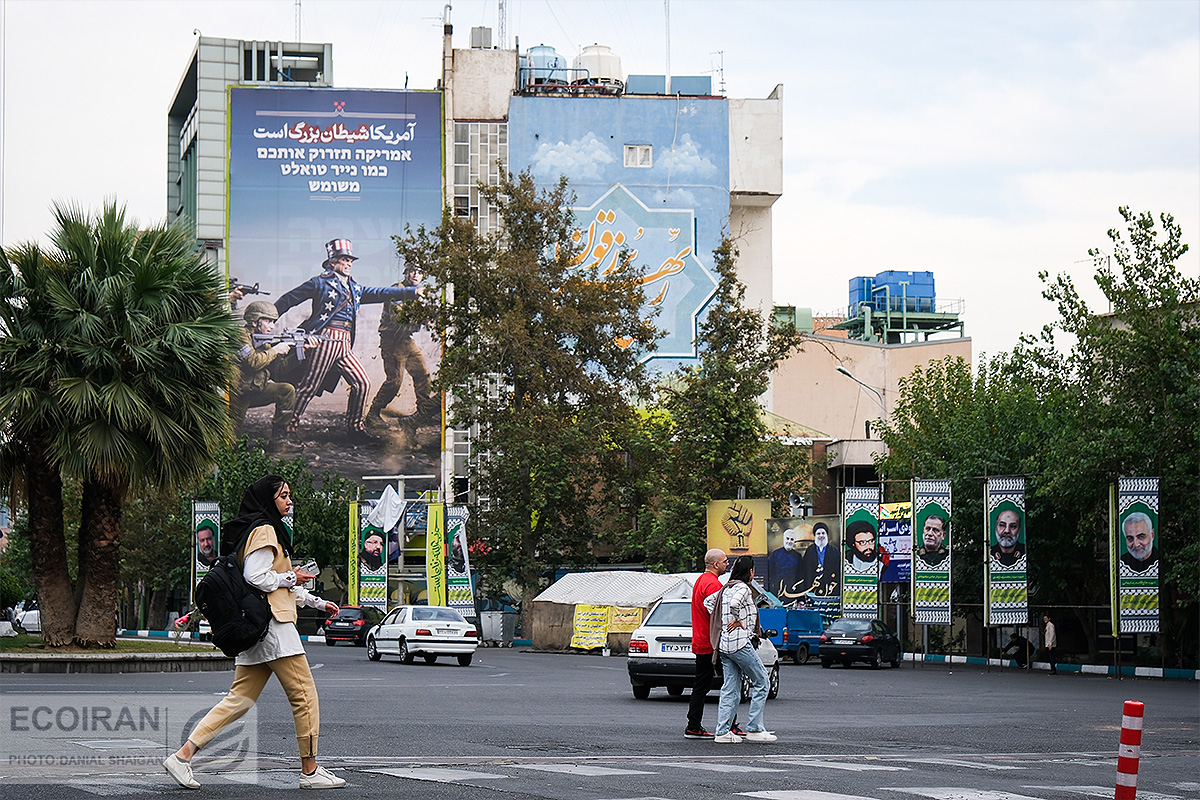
836, 365, 886, 437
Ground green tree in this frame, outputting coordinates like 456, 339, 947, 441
0, 201, 242, 646
628, 238, 808, 571
395, 172, 659, 614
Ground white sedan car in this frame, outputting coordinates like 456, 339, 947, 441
366, 605, 479, 666
627, 599, 780, 701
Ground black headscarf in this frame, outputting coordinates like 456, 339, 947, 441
220, 474, 294, 559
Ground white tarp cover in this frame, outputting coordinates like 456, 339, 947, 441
533, 571, 690, 608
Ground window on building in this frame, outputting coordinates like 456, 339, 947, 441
624, 144, 652, 168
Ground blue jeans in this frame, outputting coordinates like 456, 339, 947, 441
716, 644, 768, 735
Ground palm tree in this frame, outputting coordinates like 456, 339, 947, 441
0, 201, 242, 646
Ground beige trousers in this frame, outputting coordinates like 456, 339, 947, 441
189, 654, 320, 758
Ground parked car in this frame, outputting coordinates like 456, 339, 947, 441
366, 605, 479, 666
818, 617, 901, 669
15, 600, 40, 634
323, 605, 383, 646
759, 607, 825, 665
626, 599, 780, 701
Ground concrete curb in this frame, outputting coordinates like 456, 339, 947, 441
1, 650, 234, 674
903, 652, 1199, 680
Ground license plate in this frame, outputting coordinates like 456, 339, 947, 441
835, 639, 856, 645
662, 643, 690, 653
437, 629, 456, 636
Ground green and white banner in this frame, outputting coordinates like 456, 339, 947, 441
842, 486, 880, 619
912, 479, 951, 625
985, 476, 1027, 627
191, 501, 220, 605
356, 501, 387, 612
446, 506, 476, 620
1111, 477, 1159, 634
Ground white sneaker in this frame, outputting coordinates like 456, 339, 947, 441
713, 731, 742, 743
745, 730, 777, 743
300, 765, 347, 789
163, 753, 200, 789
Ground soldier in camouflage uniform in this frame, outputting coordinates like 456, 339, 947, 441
366, 263, 438, 436
231, 301, 297, 452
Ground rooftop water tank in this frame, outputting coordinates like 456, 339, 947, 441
573, 44, 622, 86
524, 44, 568, 85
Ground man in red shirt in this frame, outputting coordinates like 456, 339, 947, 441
686, 548, 728, 739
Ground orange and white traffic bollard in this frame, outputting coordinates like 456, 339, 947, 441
1115, 700, 1144, 800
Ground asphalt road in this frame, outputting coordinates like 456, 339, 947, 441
2, 642, 1196, 800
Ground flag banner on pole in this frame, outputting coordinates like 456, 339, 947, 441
842, 486, 880, 619
912, 479, 952, 625
446, 505, 475, 620
1112, 477, 1159, 634
356, 501, 386, 612
985, 476, 1027, 627
191, 501, 220, 605
426, 503, 446, 608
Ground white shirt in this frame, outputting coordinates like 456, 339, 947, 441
235, 547, 327, 666
705, 580, 755, 653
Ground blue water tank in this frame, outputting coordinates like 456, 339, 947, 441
523, 45, 568, 87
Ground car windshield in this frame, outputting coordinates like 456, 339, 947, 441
412, 607, 466, 623
828, 619, 872, 634
644, 602, 691, 627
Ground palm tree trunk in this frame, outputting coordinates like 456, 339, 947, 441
25, 434, 75, 647
74, 477, 125, 647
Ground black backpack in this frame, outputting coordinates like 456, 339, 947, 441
195, 554, 272, 658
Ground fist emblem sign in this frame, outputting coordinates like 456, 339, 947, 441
722, 502, 754, 551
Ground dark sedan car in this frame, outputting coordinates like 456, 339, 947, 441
818, 617, 901, 669
323, 605, 383, 646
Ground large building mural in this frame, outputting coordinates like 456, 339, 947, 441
226, 87, 443, 478
508, 95, 730, 371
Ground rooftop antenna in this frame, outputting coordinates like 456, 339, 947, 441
498, 0, 507, 50
294, 0, 301, 41
709, 50, 726, 95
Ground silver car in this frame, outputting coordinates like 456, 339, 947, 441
366, 605, 479, 666
626, 599, 780, 701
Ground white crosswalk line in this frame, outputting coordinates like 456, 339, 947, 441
1024, 786, 1188, 800
661, 760, 786, 773
366, 767, 507, 782
774, 759, 908, 772
67, 779, 157, 796
740, 790, 881, 800
909, 757, 1026, 771
510, 763, 657, 776
224, 769, 304, 788
882, 788, 1048, 800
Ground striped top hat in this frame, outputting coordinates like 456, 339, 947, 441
323, 238, 359, 268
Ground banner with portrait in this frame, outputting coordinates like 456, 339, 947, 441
878, 502, 911, 584
191, 501, 221, 605
446, 505, 475, 620
354, 501, 387, 612
912, 479, 952, 625
842, 487, 880, 619
1110, 477, 1159, 634
985, 476, 1026, 626
707, 499, 770, 556
425, 503, 446, 608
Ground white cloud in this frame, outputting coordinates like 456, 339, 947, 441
529, 132, 616, 182
660, 133, 717, 178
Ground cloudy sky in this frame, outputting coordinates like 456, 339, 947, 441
1, 0, 1196, 359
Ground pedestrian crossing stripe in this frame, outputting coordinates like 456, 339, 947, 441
741, 791, 883, 800
908, 757, 1026, 771
883, 789, 1048, 800
660, 761, 786, 773
774, 759, 908, 772
509, 763, 657, 776
1023, 786, 1187, 800
365, 767, 507, 782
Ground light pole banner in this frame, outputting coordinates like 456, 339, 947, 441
985, 476, 1027, 627
446, 505, 475, 620
191, 501, 220, 605
842, 487, 880, 619
1111, 477, 1159, 634
426, 503, 446, 608
912, 479, 952, 625
356, 501, 386, 612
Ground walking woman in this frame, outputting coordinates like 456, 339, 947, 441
163, 475, 345, 789
704, 555, 777, 743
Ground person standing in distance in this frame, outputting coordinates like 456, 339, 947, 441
685, 549, 728, 740
1042, 613, 1057, 675
163, 475, 345, 790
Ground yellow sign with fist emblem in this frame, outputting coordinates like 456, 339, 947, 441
707, 499, 771, 556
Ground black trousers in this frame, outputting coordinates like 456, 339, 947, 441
686, 654, 715, 730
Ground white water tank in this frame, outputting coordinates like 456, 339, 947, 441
574, 44, 622, 85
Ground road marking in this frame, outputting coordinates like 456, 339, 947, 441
741, 791, 881, 800
366, 767, 508, 782
774, 759, 908, 772
67, 779, 158, 796
225, 770, 305, 788
660, 760, 786, 773
882, 789, 1047, 800
909, 757, 1026, 771
510, 763, 657, 776
1024, 787, 1188, 800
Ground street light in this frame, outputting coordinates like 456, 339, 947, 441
836, 365, 885, 437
